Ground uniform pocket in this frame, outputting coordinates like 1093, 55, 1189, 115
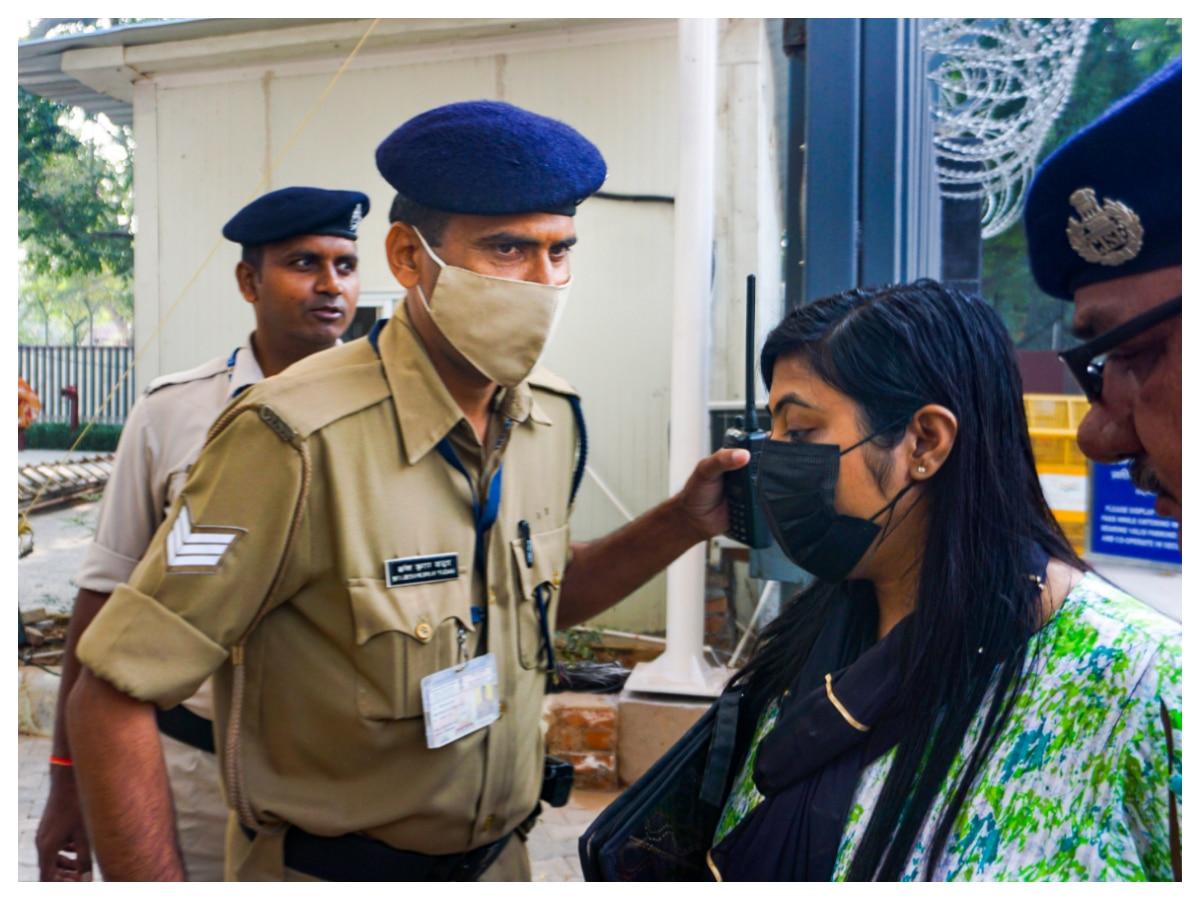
509, 524, 570, 670
347, 576, 474, 720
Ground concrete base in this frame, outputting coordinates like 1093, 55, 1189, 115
616, 690, 712, 786
622, 653, 730, 698
18, 665, 60, 737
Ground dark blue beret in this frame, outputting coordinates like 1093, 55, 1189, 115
1025, 58, 1181, 301
375, 100, 607, 216
222, 187, 370, 245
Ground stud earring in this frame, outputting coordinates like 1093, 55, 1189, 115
917, 465, 927, 475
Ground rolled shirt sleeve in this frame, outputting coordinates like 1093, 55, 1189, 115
78, 405, 309, 709
75, 394, 166, 593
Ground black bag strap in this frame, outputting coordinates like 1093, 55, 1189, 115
700, 688, 743, 807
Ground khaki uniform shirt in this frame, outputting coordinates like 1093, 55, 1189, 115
76, 337, 264, 719
79, 306, 579, 863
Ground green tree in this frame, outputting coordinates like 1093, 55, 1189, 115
17, 87, 133, 279
17, 18, 158, 346
18, 260, 133, 346
981, 19, 1183, 350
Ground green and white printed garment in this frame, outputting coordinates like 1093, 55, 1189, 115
715, 574, 1182, 881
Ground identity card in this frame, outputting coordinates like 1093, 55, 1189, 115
420, 652, 501, 749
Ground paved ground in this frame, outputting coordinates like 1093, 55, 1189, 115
18, 731, 614, 882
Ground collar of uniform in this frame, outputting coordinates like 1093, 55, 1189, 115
228, 334, 266, 400
491, 383, 552, 426
378, 304, 541, 465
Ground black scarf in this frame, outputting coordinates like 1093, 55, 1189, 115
710, 544, 1051, 881
710, 598, 909, 881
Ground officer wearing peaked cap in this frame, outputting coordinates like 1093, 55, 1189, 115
1025, 58, 1183, 525
42, 186, 366, 882
70, 100, 750, 881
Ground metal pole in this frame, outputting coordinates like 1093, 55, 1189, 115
624, 16, 726, 698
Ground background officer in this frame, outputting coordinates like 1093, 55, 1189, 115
67, 101, 750, 881
36, 186, 367, 881
1025, 58, 1182, 523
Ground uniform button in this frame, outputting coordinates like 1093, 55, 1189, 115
551, 573, 562, 587
415, 622, 433, 642
499, 701, 507, 718
481, 815, 494, 832
488, 589, 497, 606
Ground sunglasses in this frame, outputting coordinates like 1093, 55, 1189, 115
1058, 295, 1181, 402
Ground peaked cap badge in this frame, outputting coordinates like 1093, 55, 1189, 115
349, 203, 364, 235
1066, 187, 1144, 266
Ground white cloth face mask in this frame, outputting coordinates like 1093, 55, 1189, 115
414, 228, 571, 388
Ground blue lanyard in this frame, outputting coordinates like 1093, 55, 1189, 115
435, 438, 504, 568
227, 346, 256, 399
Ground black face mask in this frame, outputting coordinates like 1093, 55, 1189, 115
756, 429, 915, 583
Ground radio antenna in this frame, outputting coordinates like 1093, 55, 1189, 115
745, 275, 757, 430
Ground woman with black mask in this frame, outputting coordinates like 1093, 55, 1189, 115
707, 280, 1180, 881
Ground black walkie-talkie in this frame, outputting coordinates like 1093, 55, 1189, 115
722, 274, 771, 549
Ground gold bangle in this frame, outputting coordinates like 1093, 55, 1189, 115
825, 673, 869, 733
706, 847, 724, 882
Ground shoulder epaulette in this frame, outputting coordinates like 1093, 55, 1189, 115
145, 354, 231, 396
526, 365, 579, 399
228, 339, 391, 440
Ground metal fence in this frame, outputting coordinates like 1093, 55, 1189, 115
17, 345, 134, 426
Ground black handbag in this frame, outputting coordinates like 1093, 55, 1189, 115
578, 689, 742, 881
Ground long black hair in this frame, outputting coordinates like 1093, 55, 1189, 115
730, 279, 1083, 880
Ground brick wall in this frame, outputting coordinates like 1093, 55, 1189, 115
542, 693, 619, 790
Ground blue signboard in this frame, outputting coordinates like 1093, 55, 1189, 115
1089, 462, 1182, 567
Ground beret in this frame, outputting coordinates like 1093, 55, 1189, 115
375, 100, 607, 216
1025, 57, 1181, 300
222, 187, 370, 245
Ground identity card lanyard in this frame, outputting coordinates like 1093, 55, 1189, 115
435, 433, 507, 641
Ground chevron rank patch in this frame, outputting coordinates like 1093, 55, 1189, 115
166, 500, 244, 572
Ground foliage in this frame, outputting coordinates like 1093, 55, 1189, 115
17, 87, 133, 279
18, 261, 132, 345
980, 19, 1183, 350
22, 422, 123, 451
556, 626, 606, 665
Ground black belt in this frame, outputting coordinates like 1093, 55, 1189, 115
239, 821, 517, 882
155, 704, 216, 754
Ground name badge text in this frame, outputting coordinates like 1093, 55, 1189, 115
384, 552, 459, 588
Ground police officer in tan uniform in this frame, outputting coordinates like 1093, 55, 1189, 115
37, 187, 367, 881
68, 102, 751, 881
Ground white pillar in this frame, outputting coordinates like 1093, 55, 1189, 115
624, 17, 727, 698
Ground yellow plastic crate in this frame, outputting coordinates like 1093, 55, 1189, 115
1024, 393, 1090, 430
1026, 395, 1091, 555
1055, 515, 1087, 555
1026, 394, 1091, 470
1030, 433, 1090, 469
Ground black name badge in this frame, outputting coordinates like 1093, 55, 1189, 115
384, 553, 460, 588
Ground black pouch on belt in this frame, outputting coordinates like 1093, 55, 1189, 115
541, 755, 574, 808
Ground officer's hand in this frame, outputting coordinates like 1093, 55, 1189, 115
36, 766, 94, 881
676, 447, 751, 539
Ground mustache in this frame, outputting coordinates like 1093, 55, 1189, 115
1129, 459, 1166, 496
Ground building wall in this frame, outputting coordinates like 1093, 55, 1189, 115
131, 18, 783, 632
